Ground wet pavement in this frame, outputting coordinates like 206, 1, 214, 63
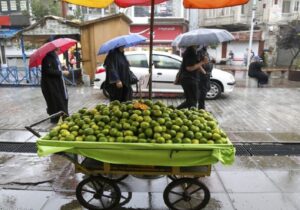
0, 76, 300, 210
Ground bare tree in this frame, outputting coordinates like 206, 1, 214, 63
277, 20, 300, 70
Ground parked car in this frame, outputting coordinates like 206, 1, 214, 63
94, 51, 235, 99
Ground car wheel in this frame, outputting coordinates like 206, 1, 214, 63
103, 88, 110, 98
101, 82, 110, 99
206, 81, 221, 100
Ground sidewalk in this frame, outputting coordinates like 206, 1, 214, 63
0, 77, 299, 210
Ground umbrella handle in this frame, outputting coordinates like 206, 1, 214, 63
25, 111, 67, 137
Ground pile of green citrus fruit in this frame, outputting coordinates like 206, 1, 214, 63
42, 100, 229, 144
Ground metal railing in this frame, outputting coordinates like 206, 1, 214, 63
0, 66, 41, 85
0, 66, 82, 86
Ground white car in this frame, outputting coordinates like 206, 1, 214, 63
94, 51, 235, 99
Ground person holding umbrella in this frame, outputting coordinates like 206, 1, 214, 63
103, 46, 133, 102
29, 38, 77, 123
41, 48, 70, 123
98, 34, 146, 102
177, 46, 207, 109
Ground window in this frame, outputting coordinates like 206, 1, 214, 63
134, 7, 149, 17
20, 0, 27, 11
126, 54, 148, 68
10, 0, 17, 11
220, 8, 224, 16
152, 55, 181, 69
134, 0, 182, 18
274, 0, 278, 4
241, 5, 245, 14
0, 1, 8, 12
295, 1, 299, 11
207, 9, 215, 18
282, 1, 291, 13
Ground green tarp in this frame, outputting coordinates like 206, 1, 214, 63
37, 140, 235, 167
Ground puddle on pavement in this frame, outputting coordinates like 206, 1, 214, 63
0, 154, 70, 185
251, 156, 300, 170
214, 156, 257, 171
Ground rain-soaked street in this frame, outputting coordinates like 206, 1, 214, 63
0, 74, 300, 210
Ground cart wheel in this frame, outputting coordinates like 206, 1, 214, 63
119, 191, 132, 206
163, 178, 210, 210
76, 176, 121, 210
99, 174, 129, 182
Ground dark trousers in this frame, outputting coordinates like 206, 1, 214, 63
198, 76, 210, 110
177, 79, 198, 109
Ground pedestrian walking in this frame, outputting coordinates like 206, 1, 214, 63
103, 46, 135, 102
248, 56, 269, 87
177, 46, 207, 109
228, 50, 234, 65
41, 48, 69, 123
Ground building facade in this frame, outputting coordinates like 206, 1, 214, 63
66, 0, 189, 52
198, 0, 300, 66
0, 0, 31, 65
124, 0, 189, 52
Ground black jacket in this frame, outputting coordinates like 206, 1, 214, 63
41, 52, 68, 115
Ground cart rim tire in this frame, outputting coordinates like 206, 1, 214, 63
99, 174, 129, 182
119, 192, 132, 206
76, 176, 121, 210
163, 178, 210, 210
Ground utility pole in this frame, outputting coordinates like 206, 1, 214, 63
246, 0, 257, 85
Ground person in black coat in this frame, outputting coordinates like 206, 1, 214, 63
177, 46, 206, 109
41, 48, 69, 123
198, 56, 212, 110
103, 46, 133, 102
248, 56, 268, 87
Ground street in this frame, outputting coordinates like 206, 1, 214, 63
0, 76, 300, 210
